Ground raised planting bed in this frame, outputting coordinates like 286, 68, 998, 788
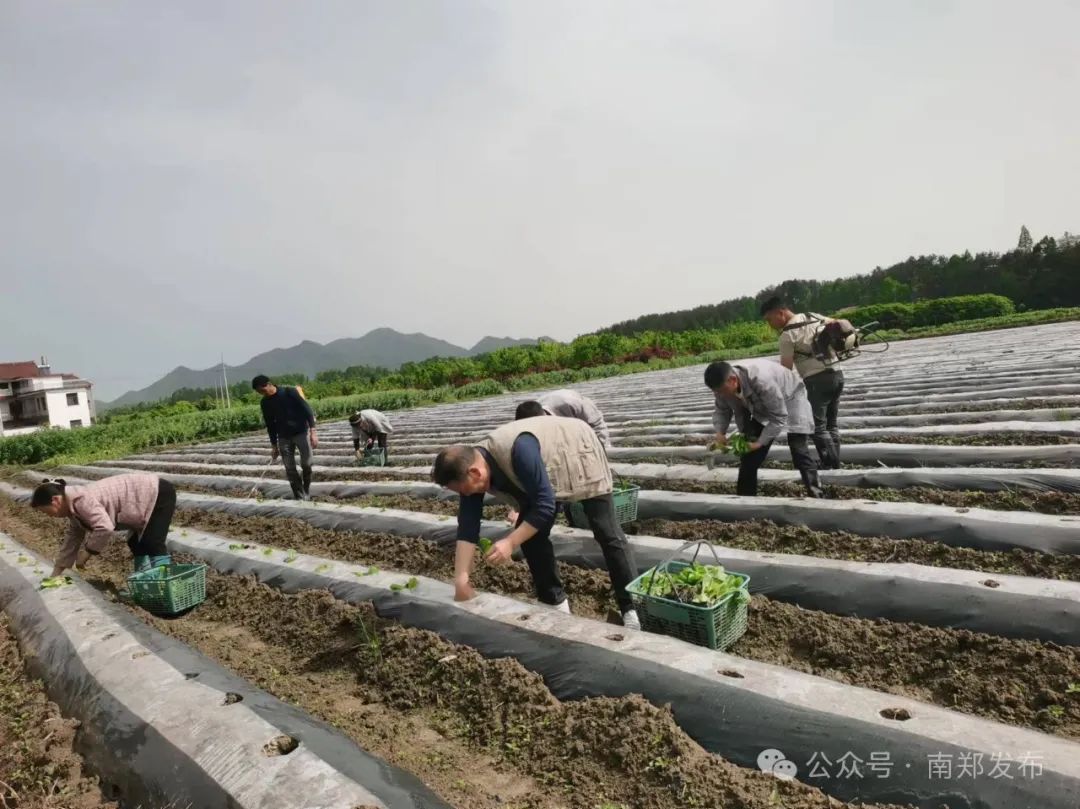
0, 530, 449, 809
5, 494, 1080, 748
0, 517, 922, 809
0, 611, 118, 808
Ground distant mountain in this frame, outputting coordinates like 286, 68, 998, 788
101, 328, 545, 409
469, 335, 555, 354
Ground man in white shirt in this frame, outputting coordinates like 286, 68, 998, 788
761, 296, 843, 469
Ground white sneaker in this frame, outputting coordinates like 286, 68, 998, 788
552, 599, 572, 614
621, 609, 641, 630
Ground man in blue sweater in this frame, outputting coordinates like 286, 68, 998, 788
252, 375, 318, 500
432, 416, 640, 629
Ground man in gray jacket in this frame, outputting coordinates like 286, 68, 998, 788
514, 389, 612, 449
349, 409, 393, 458
704, 360, 823, 498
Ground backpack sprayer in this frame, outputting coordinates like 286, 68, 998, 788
787, 315, 890, 366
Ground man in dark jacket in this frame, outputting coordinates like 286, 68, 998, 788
252, 375, 318, 500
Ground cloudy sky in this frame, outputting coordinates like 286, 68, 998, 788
4, 1, 1078, 399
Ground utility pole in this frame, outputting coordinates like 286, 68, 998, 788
221, 355, 231, 409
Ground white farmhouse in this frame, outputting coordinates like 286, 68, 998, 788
0, 358, 95, 437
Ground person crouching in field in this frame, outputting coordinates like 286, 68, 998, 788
348, 409, 393, 459
514, 389, 612, 450
705, 360, 824, 498
32, 473, 177, 578
432, 416, 641, 629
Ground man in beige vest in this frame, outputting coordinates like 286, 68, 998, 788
432, 416, 641, 629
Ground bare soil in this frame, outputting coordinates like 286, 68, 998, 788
0, 615, 118, 809
630, 517, 1080, 582
626, 478, 1080, 515
12, 495, 1078, 742
0, 500, 912, 809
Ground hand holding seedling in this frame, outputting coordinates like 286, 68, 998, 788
484, 538, 515, 565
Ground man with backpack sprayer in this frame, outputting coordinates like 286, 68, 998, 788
704, 360, 824, 498
431, 416, 641, 630
349, 409, 393, 459
252, 374, 318, 501
760, 296, 850, 468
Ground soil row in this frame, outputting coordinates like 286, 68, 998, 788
163, 512, 1080, 742
618, 433, 1079, 447
250, 491, 1080, 582
9, 495, 1076, 744
0, 498, 909, 809
0, 614, 117, 809
625, 478, 1080, 516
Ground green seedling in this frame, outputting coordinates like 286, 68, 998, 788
39, 576, 73, 590
389, 583, 404, 591
227, 543, 247, 551
283, 549, 298, 564
405, 576, 419, 589
17, 555, 29, 564
478, 538, 493, 554
724, 433, 752, 456
639, 561, 750, 607
1046, 705, 1065, 719
262, 548, 274, 556
1066, 683, 1080, 694
315, 563, 331, 573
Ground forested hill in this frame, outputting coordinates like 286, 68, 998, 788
602, 232, 1080, 335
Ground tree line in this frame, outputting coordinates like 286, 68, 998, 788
601, 232, 1080, 335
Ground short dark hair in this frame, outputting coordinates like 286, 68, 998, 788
432, 445, 478, 486
515, 401, 545, 420
704, 361, 735, 390
251, 374, 271, 390
31, 479, 67, 507
759, 296, 788, 317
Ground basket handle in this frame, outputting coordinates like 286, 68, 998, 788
643, 539, 725, 598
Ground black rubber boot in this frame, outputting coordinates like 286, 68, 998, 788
302, 468, 313, 496
800, 469, 825, 498
812, 434, 840, 470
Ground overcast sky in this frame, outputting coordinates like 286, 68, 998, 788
4, 1, 1078, 399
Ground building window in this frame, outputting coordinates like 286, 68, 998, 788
70, 419, 83, 428
67, 392, 79, 406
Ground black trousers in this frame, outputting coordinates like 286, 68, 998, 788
804, 369, 844, 467
737, 421, 818, 496
353, 432, 389, 452
518, 494, 638, 613
127, 480, 176, 557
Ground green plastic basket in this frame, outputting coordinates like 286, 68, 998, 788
360, 447, 387, 467
566, 484, 639, 528
626, 541, 750, 651
127, 564, 207, 616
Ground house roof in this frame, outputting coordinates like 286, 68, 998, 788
0, 361, 41, 381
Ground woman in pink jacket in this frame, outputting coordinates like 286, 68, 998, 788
31, 473, 177, 578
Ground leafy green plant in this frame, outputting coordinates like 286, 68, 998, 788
390, 577, 419, 591
315, 563, 331, 573
1066, 682, 1080, 694
725, 433, 752, 456
478, 538, 493, 554
262, 547, 273, 557
39, 576, 73, 590
639, 562, 749, 607
283, 549, 298, 564
227, 543, 247, 551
